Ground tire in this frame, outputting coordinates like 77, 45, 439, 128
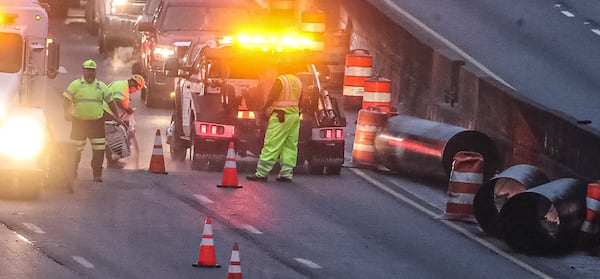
85, 0, 98, 35
325, 165, 342, 175
308, 163, 324, 175
189, 120, 207, 170
98, 29, 115, 56
170, 137, 188, 161
208, 160, 224, 171
145, 89, 160, 108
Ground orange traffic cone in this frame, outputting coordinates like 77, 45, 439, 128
238, 97, 248, 110
193, 217, 221, 268
226, 243, 242, 279
149, 129, 167, 174
217, 141, 242, 188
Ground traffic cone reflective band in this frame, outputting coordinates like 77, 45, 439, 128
193, 217, 221, 268
238, 98, 248, 110
149, 129, 167, 174
218, 141, 242, 188
226, 243, 242, 279
581, 181, 600, 234
443, 151, 484, 223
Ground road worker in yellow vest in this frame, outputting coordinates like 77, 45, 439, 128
104, 75, 145, 168
247, 73, 303, 182
63, 59, 121, 182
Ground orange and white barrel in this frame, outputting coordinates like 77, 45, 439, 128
300, 8, 326, 51
581, 181, 600, 234
444, 151, 484, 222
269, 0, 295, 27
343, 49, 372, 109
352, 107, 389, 166
363, 76, 391, 110
343, 49, 372, 97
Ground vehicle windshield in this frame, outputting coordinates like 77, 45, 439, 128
160, 6, 251, 32
0, 33, 23, 73
144, 0, 160, 16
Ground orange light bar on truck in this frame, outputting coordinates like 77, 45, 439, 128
0, 13, 18, 26
218, 31, 316, 52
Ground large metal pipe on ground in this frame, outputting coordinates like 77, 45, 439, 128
498, 178, 588, 254
473, 164, 549, 237
373, 115, 499, 182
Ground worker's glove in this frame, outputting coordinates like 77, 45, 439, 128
126, 107, 135, 114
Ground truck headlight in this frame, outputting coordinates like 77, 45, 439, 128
0, 115, 45, 159
110, 0, 127, 14
153, 45, 176, 59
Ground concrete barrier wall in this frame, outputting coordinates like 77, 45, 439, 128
312, 0, 600, 180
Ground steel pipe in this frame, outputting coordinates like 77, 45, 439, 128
373, 115, 499, 182
498, 178, 587, 254
473, 164, 549, 236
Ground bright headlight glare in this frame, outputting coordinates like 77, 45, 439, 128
0, 116, 45, 159
153, 45, 176, 59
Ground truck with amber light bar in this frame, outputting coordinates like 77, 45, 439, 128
164, 31, 346, 174
0, 0, 69, 199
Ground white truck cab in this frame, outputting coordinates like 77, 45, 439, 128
0, 0, 63, 198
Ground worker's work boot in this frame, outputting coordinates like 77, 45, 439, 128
107, 161, 125, 169
276, 176, 292, 183
246, 174, 267, 182
93, 176, 103, 182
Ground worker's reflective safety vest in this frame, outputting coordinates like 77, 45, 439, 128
63, 78, 110, 120
108, 80, 131, 115
269, 74, 302, 114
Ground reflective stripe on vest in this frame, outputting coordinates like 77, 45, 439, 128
271, 74, 301, 108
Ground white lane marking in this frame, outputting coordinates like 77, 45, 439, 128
381, 0, 515, 90
560, 11, 575, 18
350, 168, 553, 279
592, 29, 600, 36
242, 225, 263, 235
193, 194, 214, 204
23, 223, 45, 234
72, 256, 95, 269
294, 258, 322, 269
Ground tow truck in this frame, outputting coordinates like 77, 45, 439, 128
164, 31, 346, 174
0, 0, 65, 198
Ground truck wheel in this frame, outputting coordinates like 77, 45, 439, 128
308, 164, 324, 175
208, 160, 224, 171
170, 138, 188, 161
145, 89, 160, 108
85, 0, 98, 35
325, 166, 342, 175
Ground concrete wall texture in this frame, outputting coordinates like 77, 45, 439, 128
314, 0, 600, 181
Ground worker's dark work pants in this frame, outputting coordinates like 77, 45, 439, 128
71, 118, 106, 177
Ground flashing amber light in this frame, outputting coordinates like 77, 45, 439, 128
226, 31, 316, 52
169, 92, 176, 99
35, 15, 41, 21
0, 14, 17, 25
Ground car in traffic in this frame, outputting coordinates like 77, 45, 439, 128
85, 0, 147, 55
134, 0, 261, 107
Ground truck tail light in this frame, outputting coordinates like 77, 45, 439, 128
319, 129, 344, 140
196, 122, 234, 138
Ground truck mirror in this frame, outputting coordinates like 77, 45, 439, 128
164, 57, 179, 77
136, 21, 154, 33
47, 39, 60, 79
